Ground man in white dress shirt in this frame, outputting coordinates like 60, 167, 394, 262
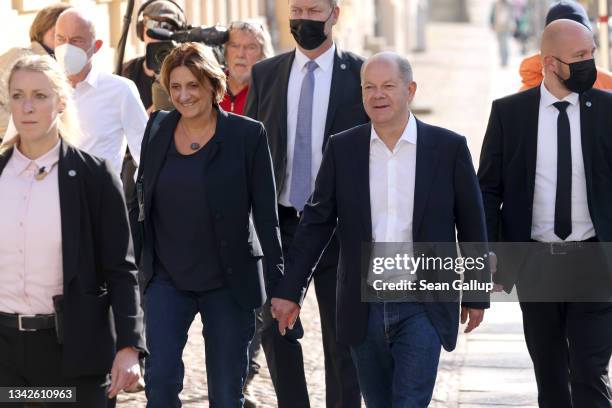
54, 9, 147, 177
272, 51, 489, 407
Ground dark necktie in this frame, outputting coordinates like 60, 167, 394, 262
552, 101, 572, 240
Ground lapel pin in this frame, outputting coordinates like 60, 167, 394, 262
586, 101, 592, 108
68, 170, 77, 177
340, 63, 347, 70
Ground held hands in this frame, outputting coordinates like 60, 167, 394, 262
461, 307, 485, 333
107, 347, 141, 399
271, 297, 300, 336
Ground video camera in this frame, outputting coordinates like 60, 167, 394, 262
145, 25, 230, 74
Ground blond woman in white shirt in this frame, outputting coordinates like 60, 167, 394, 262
0, 55, 145, 407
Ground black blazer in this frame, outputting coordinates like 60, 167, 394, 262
0, 142, 146, 377
244, 47, 369, 271
274, 120, 490, 351
244, 47, 369, 197
131, 109, 283, 310
478, 86, 612, 289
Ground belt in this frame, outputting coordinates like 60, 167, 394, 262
278, 205, 301, 220
0, 311, 55, 331
530, 236, 599, 255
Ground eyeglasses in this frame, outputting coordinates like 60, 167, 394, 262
144, 19, 178, 32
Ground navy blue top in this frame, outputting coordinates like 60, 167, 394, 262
151, 138, 225, 291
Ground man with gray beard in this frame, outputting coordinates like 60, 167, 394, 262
220, 21, 273, 115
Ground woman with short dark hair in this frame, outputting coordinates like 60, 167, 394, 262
132, 42, 283, 407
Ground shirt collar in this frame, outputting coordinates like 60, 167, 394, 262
370, 113, 417, 146
294, 42, 336, 73
81, 62, 100, 89
11, 140, 61, 175
540, 82, 579, 108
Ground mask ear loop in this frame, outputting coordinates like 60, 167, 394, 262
550, 56, 569, 83
552, 56, 570, 66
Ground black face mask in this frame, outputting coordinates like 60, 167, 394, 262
289, 11, 333, 50
554, 57, 597, 93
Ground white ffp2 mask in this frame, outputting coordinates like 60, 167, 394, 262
54, 43, 90, 76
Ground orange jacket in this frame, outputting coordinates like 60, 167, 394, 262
519, 53, 612, 91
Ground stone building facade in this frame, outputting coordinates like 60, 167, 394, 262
1, 0, 423, 73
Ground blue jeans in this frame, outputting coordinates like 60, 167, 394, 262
350, 302, 442, 408
144, 277, 255, 408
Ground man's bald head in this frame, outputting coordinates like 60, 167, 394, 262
54, 7, 103, 59
55, 8, 97, 45
54, 7, 102, 81
540, 18, 597, 93
541, 19, 594, 59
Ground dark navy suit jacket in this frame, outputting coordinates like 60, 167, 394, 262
478, 86, 612, 290
274, 119, 490, 351
130, 108, 284, 310
244, 47, 370, 274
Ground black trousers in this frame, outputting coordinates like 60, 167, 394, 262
261, 208, 361, 408
517, 245, 612, 408
0, 326, 113, 408
246, 307, 263, 381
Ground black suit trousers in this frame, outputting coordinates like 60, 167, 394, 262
0, 326, 113, 408
517, 249, 612, 408
261, 209, 361, 408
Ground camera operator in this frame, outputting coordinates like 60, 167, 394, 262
121, 0, 186, 113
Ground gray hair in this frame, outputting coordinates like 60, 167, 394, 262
361, 51, 414, 84
288, 0, 339, 10
227, 20, 274, 59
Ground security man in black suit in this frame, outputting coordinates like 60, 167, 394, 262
244, 0, 368, 406
479, 19, 612, 408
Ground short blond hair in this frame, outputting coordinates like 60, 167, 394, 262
29, 3, 72, 44
160, 42, 227, 106
0, 55, 80, 155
